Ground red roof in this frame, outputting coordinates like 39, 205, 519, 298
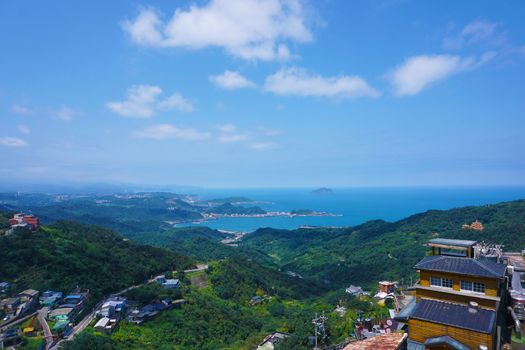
343, 333, 407, 350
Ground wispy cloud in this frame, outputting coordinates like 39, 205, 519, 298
133, 124, 210, 140
443, 20, 505, 50
53, 105, 77, 121
107, 85, 193, 117
121, 0, 313, 61
210, 70, 256, 90
264, 68, 379, 98
249, 142, 278, 151
17, 125, 31, 135
0, 137, 28, 147
218, 134, 248, 143
217, 123, 247, 143
218, 123, 237, 133
388, 53, 495, 96
11, 104, 33, 115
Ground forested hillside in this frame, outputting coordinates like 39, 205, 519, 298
240, 200, 525, 289
0, 219, 194, 299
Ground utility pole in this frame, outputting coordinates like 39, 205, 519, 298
312, 312, 328, 350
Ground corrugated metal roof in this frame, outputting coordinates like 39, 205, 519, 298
410, 299, 496, 334
428, 238, 477, 247
415, 255, 506, 278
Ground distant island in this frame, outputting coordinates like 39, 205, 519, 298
312, 187, 334, 195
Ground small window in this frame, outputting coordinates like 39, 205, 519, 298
460, 280, 485, 294
473, 282, 486, 293
442, 278, 453, 288
430, 276, 452, 289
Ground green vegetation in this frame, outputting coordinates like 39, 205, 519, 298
0, 219, 193, 299
65, 256, 386, 350
241, 200, 525, 289
205, 202, 266, 215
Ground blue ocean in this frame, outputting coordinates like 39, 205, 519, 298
178, 187, 525, 232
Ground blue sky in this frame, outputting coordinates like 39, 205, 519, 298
0, 0, 524, 188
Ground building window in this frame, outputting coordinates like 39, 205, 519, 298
430, 276, 453, 288
460, 280, 485, 294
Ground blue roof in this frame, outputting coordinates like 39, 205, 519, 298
394, 298, 417, 322
424, 336, 469, 350
415, 255, 507, 278
65, 294, 82, 299
428, 238, 477, 247
411, 299, 496, 333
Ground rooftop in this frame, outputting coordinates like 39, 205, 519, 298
410, 299, 496, 334
428, 238, 477, 248
19, 289, 39, 297
415, 255, 506, 279
343, 333, 408, 350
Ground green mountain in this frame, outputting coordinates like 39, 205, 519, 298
206, 202, 266, 215
240, 200, 525, 289
0, 220, 194, 299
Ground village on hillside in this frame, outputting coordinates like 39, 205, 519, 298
1, 211, 525, 350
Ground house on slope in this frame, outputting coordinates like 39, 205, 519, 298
154, 275, 181, 289
257, 332, 290, 350
395, 238, 511, 350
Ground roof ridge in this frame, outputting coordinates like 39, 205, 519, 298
473, 259, 502, 277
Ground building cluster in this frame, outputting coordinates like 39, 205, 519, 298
0, 289, 39, 321
462, 219, 484, 231
46, 290, 89, 334
126, 298, 184, 325
94, 296, 127, 333
8, 212, 40, 232
393, 238, 524, 350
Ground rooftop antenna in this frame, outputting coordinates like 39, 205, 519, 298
312, 311, 328, 350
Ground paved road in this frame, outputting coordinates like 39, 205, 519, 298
0, 312, 37, 332
184, 264, 209, 273
48, 279, 155, 350
37, 307, 54, 350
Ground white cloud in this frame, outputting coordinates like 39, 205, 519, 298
133, 124, 210, 140
107, 85, 193, 117
122, 0, 313, 61
389, 53, 495, 96
249, 142, 278, 150
443, 20, 504, 50
11, 104, 32, 115
17, 125, 31, 134
218, 123, 237, 133
259, 127, 283, 136
158, 93, 194, 112
218, 134, 248, 143
210, 70, 256, 90
0, 137, 28, 147
264, 68, 379, 98
53, 105, 77, 121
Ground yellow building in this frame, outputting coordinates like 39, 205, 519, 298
396, 239, 509, 350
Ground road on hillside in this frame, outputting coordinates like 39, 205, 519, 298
49, 278, 159, 350
37, 307, 54, 350
0, 311, 37, 332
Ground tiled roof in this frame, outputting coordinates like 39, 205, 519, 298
410, 299, 496, 333
343, 333, 407, 350
415, 256, 506, 278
